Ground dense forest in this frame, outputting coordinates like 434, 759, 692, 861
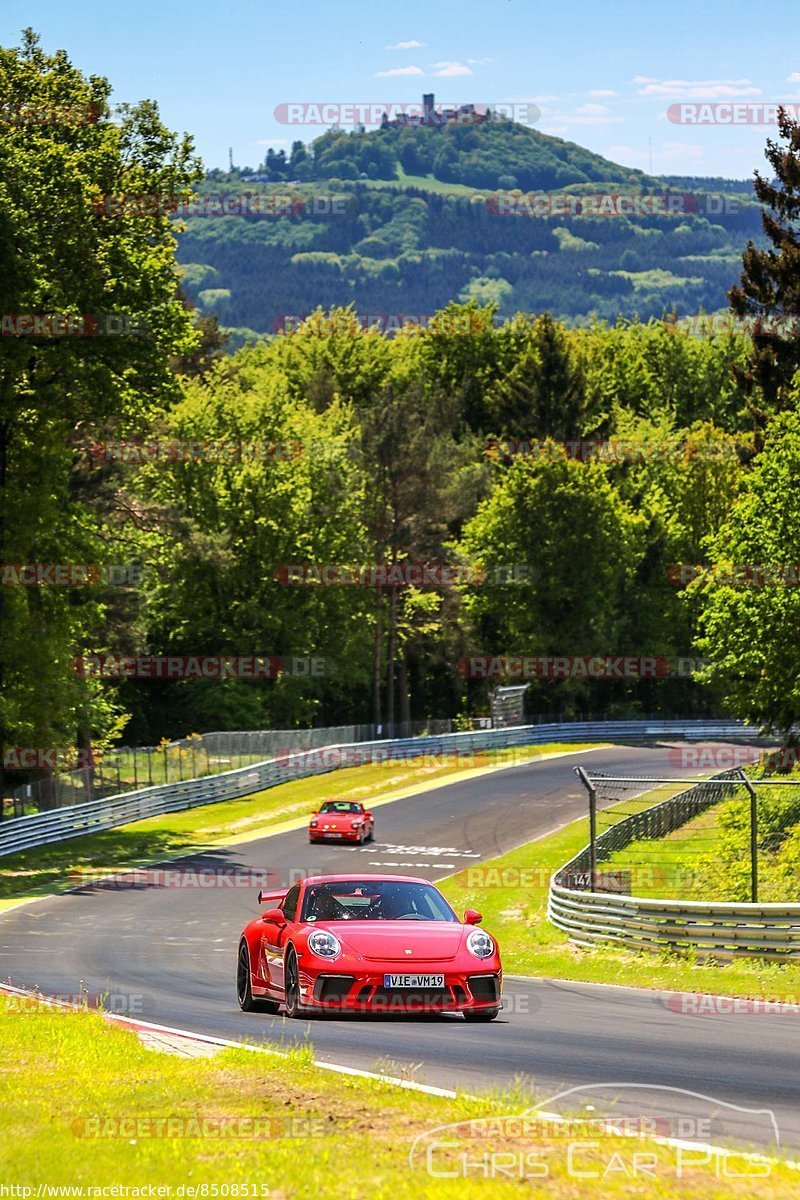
178, 117, 765, 331
3, 33, 800, 793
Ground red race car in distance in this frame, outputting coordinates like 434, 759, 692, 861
308, 800, 374, 844
237, 874, 502, 1021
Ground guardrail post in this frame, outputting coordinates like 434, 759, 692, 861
738, 768, 758, 903
575, 766, 597, 889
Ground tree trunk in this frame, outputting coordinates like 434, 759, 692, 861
399, 651, 411, 735
372, 587, 383, 731
386, 586, 398, 736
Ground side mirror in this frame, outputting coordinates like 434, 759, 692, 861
464, 908, 482, 926
261, 907, 286, 926
311, 810, 319, 816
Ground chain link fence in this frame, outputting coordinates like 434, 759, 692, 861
568, 768, 800, 903
2, 718, 491, 819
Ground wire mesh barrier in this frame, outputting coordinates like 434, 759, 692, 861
2, 719, 484, 820
549, 767, 800, 960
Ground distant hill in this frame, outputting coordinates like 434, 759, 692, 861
180, 120, 763, 335
297, 118, 658, 191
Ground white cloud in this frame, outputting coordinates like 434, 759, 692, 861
632, 75, 658, 84
254, 137, 289, 146
386, 40, 425, 50
787, 72, 800, 82
576, 103, 611, 115
637, 78, 761, 99
431, 60, 473, 77
467, 56, 494, 65
589, 89, 617, 97
374, 65, 425, 77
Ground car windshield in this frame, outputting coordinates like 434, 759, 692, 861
301, 880, 458, 922
318, 801, 362, 814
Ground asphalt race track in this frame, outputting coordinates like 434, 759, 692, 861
2, 742, 798, 1154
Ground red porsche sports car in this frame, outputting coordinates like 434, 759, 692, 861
237, 874, 502, 1021
308, 800, 374, 844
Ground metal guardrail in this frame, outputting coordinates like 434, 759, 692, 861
548, 766, 800, 960
0, 717, 754, 859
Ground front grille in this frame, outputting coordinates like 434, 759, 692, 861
369, 986, 452, 1009
314, 975, 355, 1002
467, 975, 501, 1002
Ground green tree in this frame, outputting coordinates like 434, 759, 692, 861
0, 29, 200, 786
456, 452, 645, 713
695, 408, 800, 739
729, 108, 800, 435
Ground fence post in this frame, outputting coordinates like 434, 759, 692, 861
738, 768, 758, 903
575, 766, 597, 890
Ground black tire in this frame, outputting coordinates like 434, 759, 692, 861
366, 825, 374, 843
462, 1007, 501, 1023
237, 940, 279, 1013
284, 947, 308, 1018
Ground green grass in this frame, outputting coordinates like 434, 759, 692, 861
439, 803, 800, 1000
599, 804, 732, 900
0, 998, 793, 1196
361, 167, 483, 197
0, 743, 596, 910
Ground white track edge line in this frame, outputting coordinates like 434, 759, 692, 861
4, 982, 799, 1166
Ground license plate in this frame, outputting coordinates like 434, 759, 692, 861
326, 832, 343, 838
384, 974, 445, 988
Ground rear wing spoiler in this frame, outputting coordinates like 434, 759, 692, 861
257, 888, 287, 905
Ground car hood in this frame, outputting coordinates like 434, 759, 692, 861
314, 813, 360, 827
317, 920, 466, 962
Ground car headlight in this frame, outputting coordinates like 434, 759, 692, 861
466, 929, 494, 959
308, 929, 341, 958
309, 819, 318, 828
351, 820, 362, 829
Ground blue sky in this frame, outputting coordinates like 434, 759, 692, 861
2, 0, 797, 178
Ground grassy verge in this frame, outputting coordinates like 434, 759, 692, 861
0, 743, 597, 911
438, 808, 800, 1000
0, 999, 792, 1196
